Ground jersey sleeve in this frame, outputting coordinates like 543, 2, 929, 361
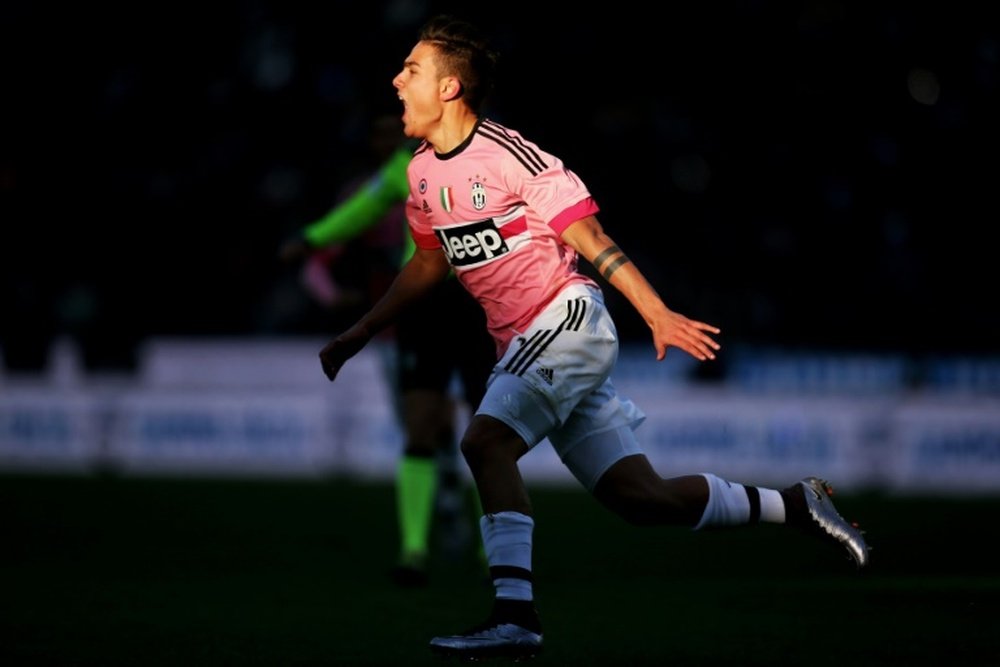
501, 145, 600, 234
303, 145, 413, 247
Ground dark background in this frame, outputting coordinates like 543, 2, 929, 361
4, 1, 999, 372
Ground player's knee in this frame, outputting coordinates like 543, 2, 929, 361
459, 416, 524, 471
458, 434, 480, 466
459, 432, 501, 470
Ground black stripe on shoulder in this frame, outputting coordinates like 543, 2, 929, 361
483, 120, 548, 171
477, 122, 547, 176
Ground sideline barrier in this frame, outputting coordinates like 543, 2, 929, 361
886, 396, 1000, 494
0, 387, 103, 473
2, 340, 999, 493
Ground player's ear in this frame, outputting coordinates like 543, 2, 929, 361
441, 76, 463, 102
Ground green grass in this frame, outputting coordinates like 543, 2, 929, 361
2, 474, 998, 666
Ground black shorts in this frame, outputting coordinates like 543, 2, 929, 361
395, 278, 495, 408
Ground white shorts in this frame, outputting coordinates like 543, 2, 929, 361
475, 283, 646, 490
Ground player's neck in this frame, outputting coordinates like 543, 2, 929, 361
429, 107, 479, 154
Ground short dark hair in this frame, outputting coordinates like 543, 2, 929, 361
418, 15, 498, 112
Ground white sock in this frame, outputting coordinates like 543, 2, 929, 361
694, 473, 750, 530
694, 475, 785, 528
758, 488, 786, 523
480, 511, 534, 601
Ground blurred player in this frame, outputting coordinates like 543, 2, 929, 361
318, 15, 870, 660
280, 114, 495, 586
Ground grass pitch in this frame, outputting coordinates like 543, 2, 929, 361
2, 474, 998, 666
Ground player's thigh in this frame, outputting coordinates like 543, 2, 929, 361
550, 380, 646, 492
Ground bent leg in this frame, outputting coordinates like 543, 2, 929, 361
460, 414, 538, 609
460, 414, 531, 516
592, 454, 709, 526
593, 453, 789, 530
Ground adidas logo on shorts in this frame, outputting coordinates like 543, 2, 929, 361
535, 367, 554, 385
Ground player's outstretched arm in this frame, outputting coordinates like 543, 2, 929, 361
319, 246, 451, 381
561, 215, 721, 362
279, 145, 413, 264
302, 146, 412, 249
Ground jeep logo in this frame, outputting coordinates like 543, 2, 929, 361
435, 218, 509, 267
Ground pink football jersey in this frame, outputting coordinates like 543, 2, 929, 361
406, 118, 600, 356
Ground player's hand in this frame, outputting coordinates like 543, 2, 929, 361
651, 309, 721, 362
319, 324, 372, 381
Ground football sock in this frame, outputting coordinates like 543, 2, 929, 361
695, 473, 786, 529
480, 511, 534, 601
759, 488, 786, 523
397, 455, 437, 562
